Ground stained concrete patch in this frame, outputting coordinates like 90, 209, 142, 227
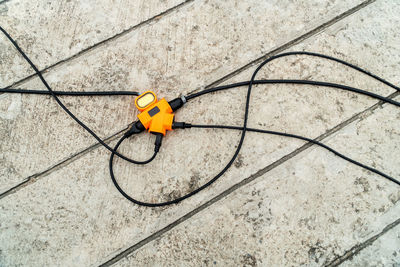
0, 3, 8, 15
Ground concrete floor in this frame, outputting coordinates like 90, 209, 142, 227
0, 0, 399, 266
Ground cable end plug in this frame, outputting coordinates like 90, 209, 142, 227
154, 134, 163, 153
168, 96, 186, 112
124, 121, 145, 137
172, 122, 192, 129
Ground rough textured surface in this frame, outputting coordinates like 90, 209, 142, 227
0, 0, 399, 266
341, 223, 400, 266
0, 0, 185, 86
0, 0, 366, 194
115, 96, 400, 266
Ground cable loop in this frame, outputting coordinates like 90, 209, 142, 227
1, 26, 399, 207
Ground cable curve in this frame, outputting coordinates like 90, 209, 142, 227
109, 53, 400, 206
0, 25, 153, 165
1, 26, 399, 207
185, 79, 400, 107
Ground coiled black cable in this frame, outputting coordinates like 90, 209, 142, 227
1, 25, 399, 207
110, 54, 400, 206
109, 52, 400, 206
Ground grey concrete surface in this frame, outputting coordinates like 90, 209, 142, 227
0, 0, 399, 266
0, 0, 186, 86
341, 222, 400, 266
0, 0, 366, 195
113, 94, 400, 266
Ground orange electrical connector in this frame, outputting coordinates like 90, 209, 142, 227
135, 91, 174, 135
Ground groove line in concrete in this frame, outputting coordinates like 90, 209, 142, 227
3, 1, 397, 265
188, 0, 376, 95
1, 0, 378, 197
325, 217, 400, 266
0, 126, 129, 200
1, 0, 195, 91
99, 92, 399, 267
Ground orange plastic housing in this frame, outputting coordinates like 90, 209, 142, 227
135, 92, 174, 135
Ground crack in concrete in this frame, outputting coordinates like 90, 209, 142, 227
325, 217, 400, 266
1, 0, 195, 92
99, 89, 398, 267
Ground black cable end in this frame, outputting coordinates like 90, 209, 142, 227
124, 121, 145, 137
168, 97, 186, 112
154, 134, 163, 152
172, 122, 192, 129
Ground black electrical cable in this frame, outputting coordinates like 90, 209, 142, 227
186, 79, 400, 107
109, 135, 159, 206
1, 88, 139, 96
186, 51, 400, 103
110, 35, 261, 207
109, 123, 400, 207
109, 51, 400, 206
3, 80, 400, 108
189, 124, 400, 186
109, 55, 400, 207
0, 25, 151, 165
238, 51, 400, 92
1, 25, 399, 207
